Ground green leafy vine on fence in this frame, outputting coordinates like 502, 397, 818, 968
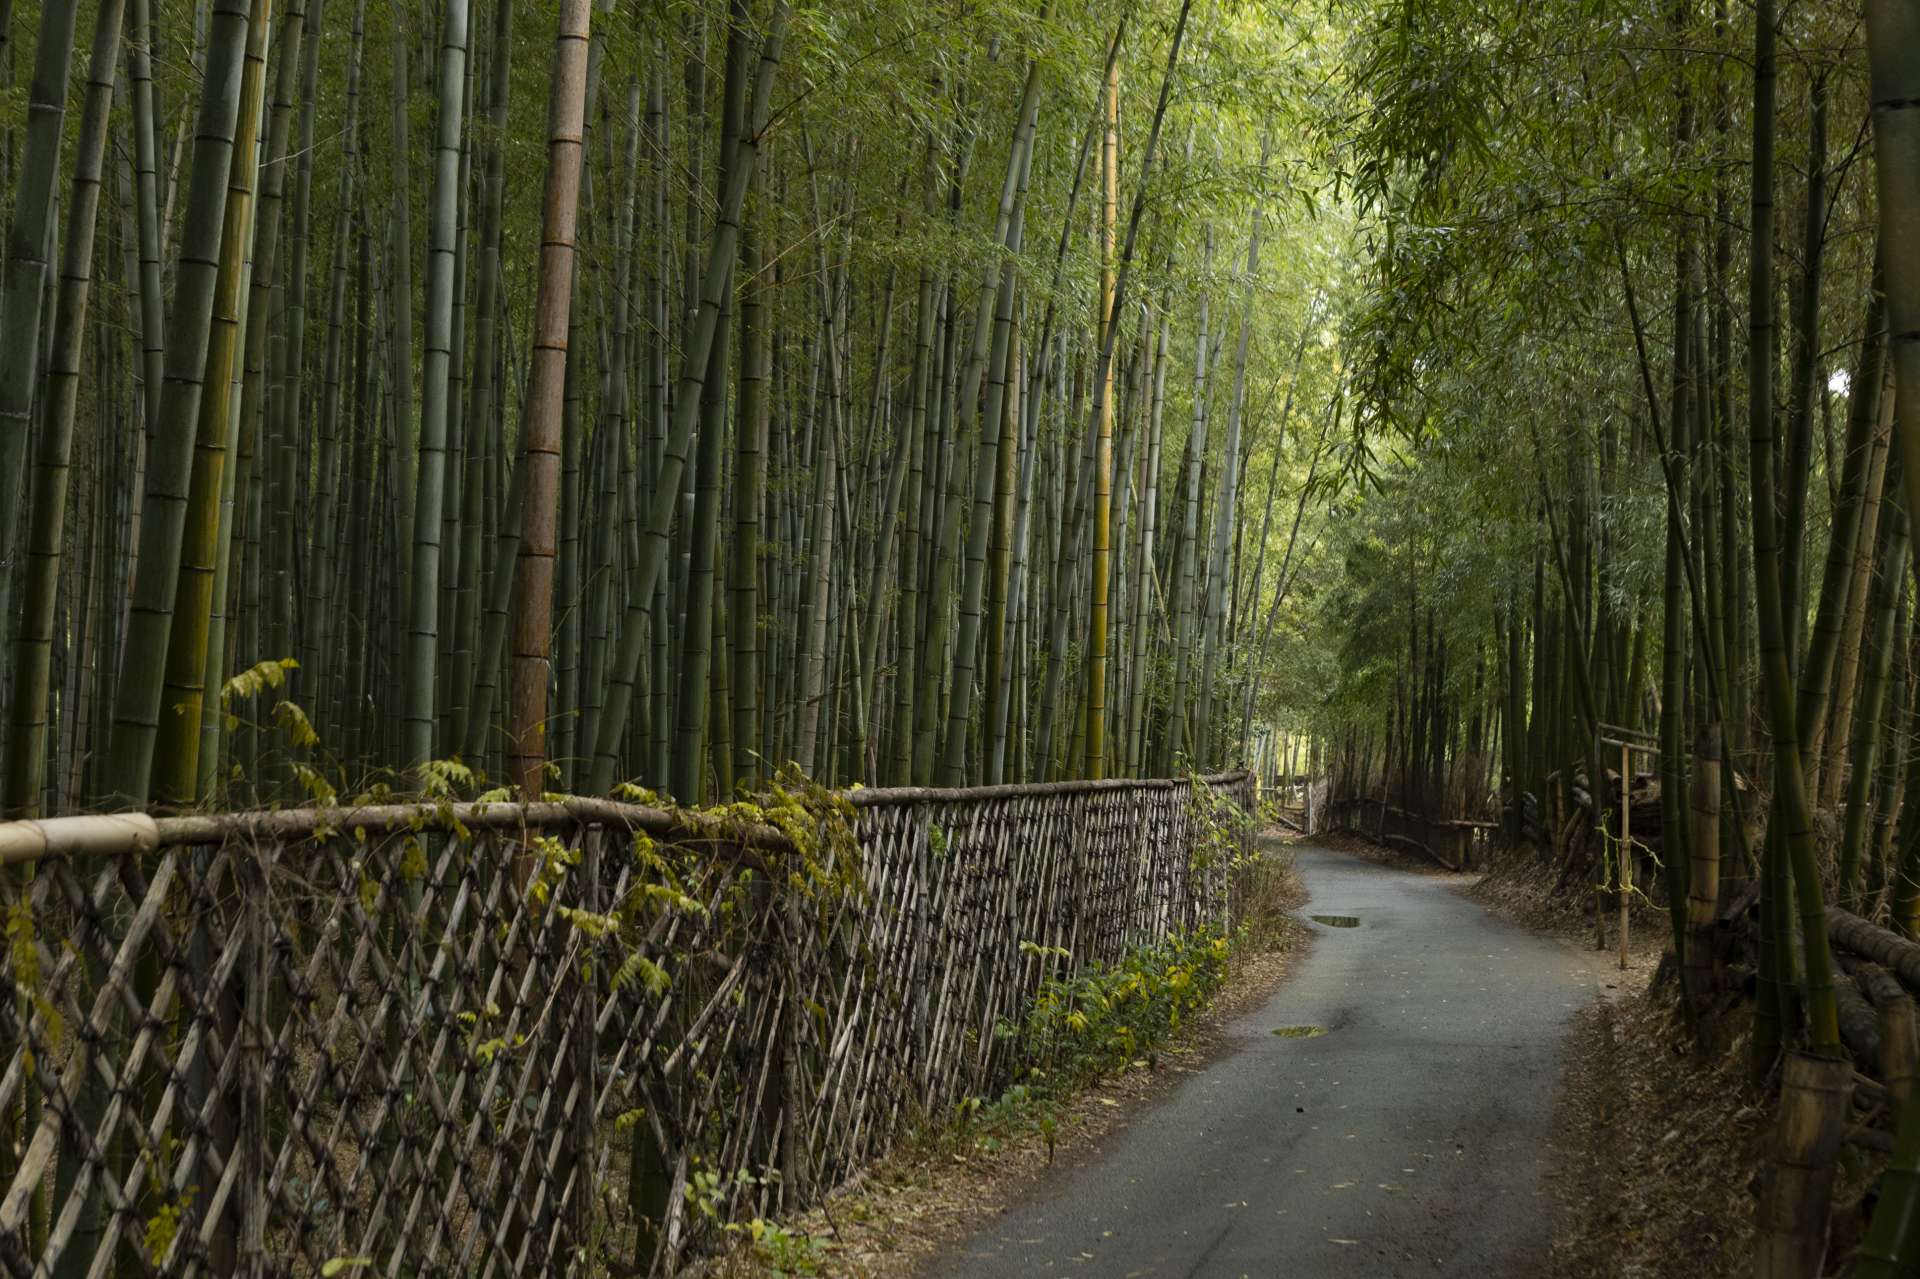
6, 899, 62, 1074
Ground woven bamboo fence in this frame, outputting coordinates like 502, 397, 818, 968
0, 770, 1253, 1278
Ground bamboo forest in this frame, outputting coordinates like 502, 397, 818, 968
2, 0, 1920, 1273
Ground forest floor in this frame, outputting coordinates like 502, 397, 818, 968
704, 832, 1311, 1279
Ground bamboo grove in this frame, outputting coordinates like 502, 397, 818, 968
0, 0, 1345, 820
1303, 0, 1920, 1249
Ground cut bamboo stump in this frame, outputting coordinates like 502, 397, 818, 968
1888, 1000, 1920, 1113
1754, 1052, 1854, 1279
1686, 725, 1721, 1027
1884, 1019, 1919, 1114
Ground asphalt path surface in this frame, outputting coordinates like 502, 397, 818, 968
930, 842, 1611, 1278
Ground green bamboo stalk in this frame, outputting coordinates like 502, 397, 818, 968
673, 5, 751, 802
639, 48, 670, 784
1, 0, 125, 818
286, 0, 326, 661
153, 0, 277, 805
1867, 600, 1911, 906
1042, 394, 1093, 779
1778, 77, 1828, 657
400, 0, 470, 771
232, 0, 307, 797
437, 47, 474, 742
1660, 234, 1693, 974
983, 307, 1020, 783
127, 0, 165, 433
0, 0, 82, 622
1126, 313, 1170, 776
1841, 476, 1910, 906
1867, 0, 1920, 947
1166, 225, 1212, 770
1085, 56, 1119, 781
1868, 0, 1920, 590
386, 23, 416, 574
343, 221, 378, 764
310, 0, 366, 727
105, 0, 262, 808
915, 288, 961, 783
796, 324, 840, 778
733, 152, 770, 789
555, 258, 584, 781
993, 320, 1038, 783
1800, 273, 1888, 774
1823, 398, 1894, 806
452, 0, 511, 756
1746, 0, 1840, 1059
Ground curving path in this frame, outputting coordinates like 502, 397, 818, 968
929, 842, 1615, 1278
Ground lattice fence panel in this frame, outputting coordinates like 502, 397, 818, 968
0, 772, 1252, 1277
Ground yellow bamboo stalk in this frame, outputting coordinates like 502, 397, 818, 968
1086, 54, 1119, 780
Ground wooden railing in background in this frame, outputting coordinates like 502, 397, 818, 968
1322, 794, 1496, 871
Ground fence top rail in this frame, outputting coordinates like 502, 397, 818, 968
0, 771, 1252, 866
0, 796, 791, 867
847, 769, 1247, 807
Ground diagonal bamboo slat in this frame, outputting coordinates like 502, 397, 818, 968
0, 770, 1253, 1277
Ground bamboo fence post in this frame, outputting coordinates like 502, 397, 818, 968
1619, 738, 1631, 970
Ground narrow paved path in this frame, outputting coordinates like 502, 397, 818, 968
932, 842, 1612, 1278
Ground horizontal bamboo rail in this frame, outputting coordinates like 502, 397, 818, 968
0, 772, 1253, 865
0, 770, 1254, 1277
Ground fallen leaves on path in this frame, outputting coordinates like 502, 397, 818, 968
1470, 842, 1777, 1279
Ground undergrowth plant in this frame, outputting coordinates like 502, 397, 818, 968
1004, 927, 1234, 1093
949, 790, 1293, 1158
